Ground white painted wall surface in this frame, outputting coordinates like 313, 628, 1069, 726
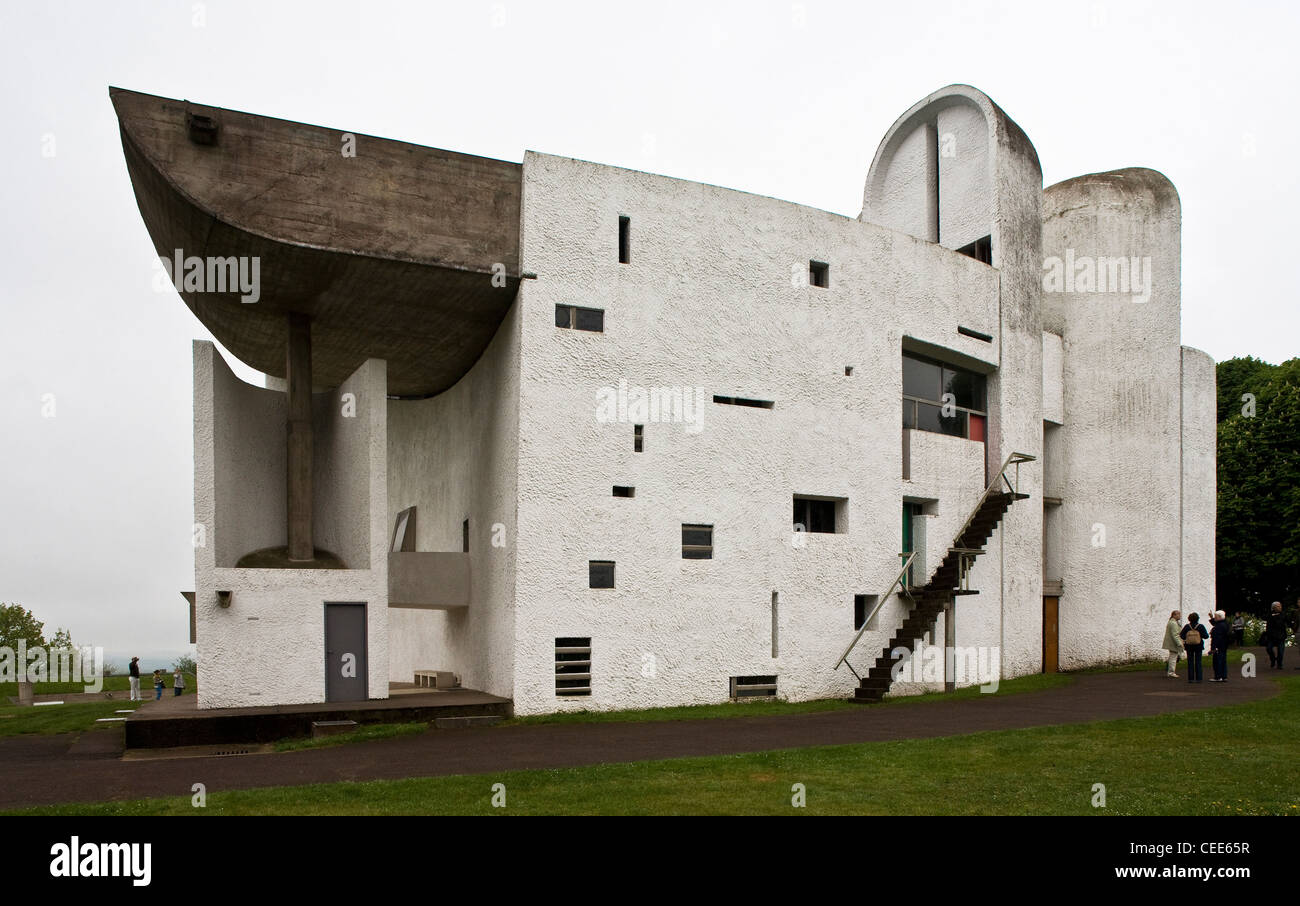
512, 147, 1013, 715
385, 301, 520, 699
195, 344, 388, 708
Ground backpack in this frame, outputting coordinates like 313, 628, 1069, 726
1185, 627, 1201, 646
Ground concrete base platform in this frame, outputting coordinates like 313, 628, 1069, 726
124, 687, 511, 748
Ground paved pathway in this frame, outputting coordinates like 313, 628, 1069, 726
0, 668, 1280, 810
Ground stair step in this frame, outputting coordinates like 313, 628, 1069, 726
853, 687, 884, 702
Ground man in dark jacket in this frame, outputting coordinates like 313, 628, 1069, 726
128, 656, 141, 701
1265, 602, 1286, 669
1209, 610, 1229, 682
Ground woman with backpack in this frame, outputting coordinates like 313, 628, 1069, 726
1180, 612, 1207, 683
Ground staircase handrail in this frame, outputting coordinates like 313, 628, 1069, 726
833, 450, 1035, 674
833, 550, 917, 674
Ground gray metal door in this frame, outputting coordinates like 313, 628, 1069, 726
324, 602, 367, 701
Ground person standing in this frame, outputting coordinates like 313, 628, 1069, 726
128, 656, 141, 701
1162, 610, 1183, 678
1232, 613, 1245, 648
1265, 601, 1286, 669
173, 666, 185, 697
152, 669, 165, 700
1210, 610, 1229, 682
1181, 613, 1206, 683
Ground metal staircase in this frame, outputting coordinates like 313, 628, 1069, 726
834, 452, 1035, 702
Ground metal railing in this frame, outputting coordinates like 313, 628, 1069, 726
833, 550, 917, 679
833, 451, 1035, 677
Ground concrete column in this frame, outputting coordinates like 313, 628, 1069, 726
287, 312, 313, 561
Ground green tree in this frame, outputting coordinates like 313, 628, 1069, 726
1216, 357, 1300, 612
49, 627, 72, 648
0, 603, 47, 650
173, 654, 196, 677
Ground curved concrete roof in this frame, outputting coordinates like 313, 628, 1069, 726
1044, 167, 1181, 221
111, 88, 523, 396
861, 83, 1041, 223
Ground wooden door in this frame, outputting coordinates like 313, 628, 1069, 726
1043, 596, 1059, 673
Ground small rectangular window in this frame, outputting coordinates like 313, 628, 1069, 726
854, 594, 878, 630
809, 260, 830, 288
793, 496, 838, 534
613, 485, 635, 497
713, 395, 775, 409
589, 560, 615, 589
956, 235, 992, 265
618, 215, 631, 264
682, 524, 713, 559
844, 366, 854, 376
462, 518, 469, 553
730, 675, 778, 699
633, 424, 644, 453
556, 637, 591, 697
555, 304, 604, 332
793, 495, 849, 535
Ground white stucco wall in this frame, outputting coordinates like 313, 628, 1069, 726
194, 343, 389, 708
385, 301, 520, 699
1043, 169, 1186, 668
1181, 346, 1217, 614
511, 146, 1012, 715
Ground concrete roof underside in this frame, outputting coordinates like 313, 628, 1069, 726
111, 88, 523, 397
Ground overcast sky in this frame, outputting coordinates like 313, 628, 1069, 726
0, 0, 1295, 662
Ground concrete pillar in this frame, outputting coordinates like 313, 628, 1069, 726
286, 312, 314, 561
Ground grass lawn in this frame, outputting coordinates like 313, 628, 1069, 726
0, 701, 137, 736
273, 722, 429, 752
0, 672, 197, 698
506, 670, 1074, 726
10, 671, 1294, 816
0, 673, 197, 737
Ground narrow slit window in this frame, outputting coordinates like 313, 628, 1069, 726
618, 216, 631, 264
633, 424, 644, 452
462, 518, 469, 553
713, 395, 775, 409
809, 260, 830, 288
589, 560, 615, 589
771, 591, 779, 658
682, 524, 713, 559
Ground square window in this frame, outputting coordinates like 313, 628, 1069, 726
682, 524, 713, 559
589, 561, 615, 589
574, 307, 604, 332
554, 304, 572, 328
